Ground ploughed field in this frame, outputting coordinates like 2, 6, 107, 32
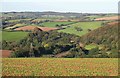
1, 50, 12, 58
14, 26, 58, 31
95, 16, 118, 21
2, 58, 118, 76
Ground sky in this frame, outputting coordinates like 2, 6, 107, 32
1, 0, 119, 13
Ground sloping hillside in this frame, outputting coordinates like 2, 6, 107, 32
81, 22, 118, 57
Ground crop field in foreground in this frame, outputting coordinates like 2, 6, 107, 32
2, 58, 118, 76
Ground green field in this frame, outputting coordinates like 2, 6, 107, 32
42, 22, 73, 27
8, 19, 32, 23
86, 14, 116, 20
2, 58, 118, 76
2, 31, 28, 42
86, 15, 103, 19
32, 18, 53, 22
58, 21, 102, 36
85, 44, 98, 50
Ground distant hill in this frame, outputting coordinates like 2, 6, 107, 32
2, 12, 84, 19
2, 11, 117, 19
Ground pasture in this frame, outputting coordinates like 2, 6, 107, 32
58, 21, 102, 36
32, 18, 52, 22
42, 22, 73, 27
2, 58, 118, 76
2, 31, 28, 42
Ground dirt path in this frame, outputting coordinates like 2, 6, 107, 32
55, 51, 70, 58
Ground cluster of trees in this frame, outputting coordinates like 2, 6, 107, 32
3, 28, 84, 57
2, 20, 16, 29
55, 24, 66, 27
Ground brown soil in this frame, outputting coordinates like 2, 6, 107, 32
15, 26, 58, 31
107, 22, 118, 26
95, 16, 118, 21
1, 50, 12, 58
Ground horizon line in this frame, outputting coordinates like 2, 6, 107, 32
1, 11, 118, 14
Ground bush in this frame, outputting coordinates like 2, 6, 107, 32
89, 47, 99, 55
74, 27, 83, 31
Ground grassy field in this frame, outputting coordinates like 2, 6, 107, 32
32, 18, 52, 22
85, 44, 107, 50
86, 14, 116, 20
8, 19, 31, 23
42, 22, 73, 27
2, 58, 118, 76
2, 31, 28, 42
85, 44, 98, 50
86, 15, 103, 20
58, 21, 102, 36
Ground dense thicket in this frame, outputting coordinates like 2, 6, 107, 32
3, 28, 87, 57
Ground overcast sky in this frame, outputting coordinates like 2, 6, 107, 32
1, 0, 119, 13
